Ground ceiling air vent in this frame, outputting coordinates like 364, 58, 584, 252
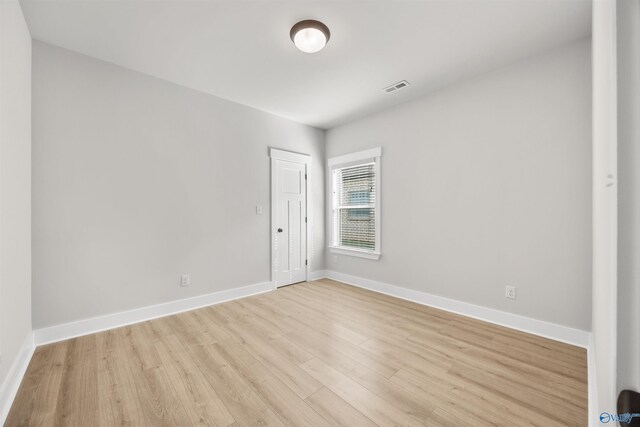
383, 80, 410, 93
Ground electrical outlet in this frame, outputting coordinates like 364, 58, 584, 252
181, 274, 190, 287
505, 286, 516, 300
256, 205, 263, 215
333, 255, 338, 264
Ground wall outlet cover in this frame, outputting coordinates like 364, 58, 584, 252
181, 275, 190, 287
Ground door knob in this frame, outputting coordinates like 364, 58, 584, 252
277, 228, 283, 233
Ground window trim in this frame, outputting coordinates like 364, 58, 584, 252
328, 147, 382, 260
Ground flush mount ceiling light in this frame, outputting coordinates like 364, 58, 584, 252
290, 20, 331, 53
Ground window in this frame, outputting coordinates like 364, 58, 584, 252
347, 191, 372, 221
328, 147, 381, 260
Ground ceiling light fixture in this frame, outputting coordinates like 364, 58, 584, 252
290, 20, 330, 53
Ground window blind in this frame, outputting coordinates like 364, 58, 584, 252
333, 162, 376, 251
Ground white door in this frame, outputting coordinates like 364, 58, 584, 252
274, 159, 307, 286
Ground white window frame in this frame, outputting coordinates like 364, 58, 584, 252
328, 147, 382, 260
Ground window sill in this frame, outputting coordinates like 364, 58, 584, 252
329, 246, 381, 260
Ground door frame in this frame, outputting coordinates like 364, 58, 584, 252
269, 148, 311, 288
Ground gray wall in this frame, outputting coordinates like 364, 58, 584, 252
0, 0, 32, 388
325, 40, 592, 330
32, 41, 325, 329
617, 0, 640, 394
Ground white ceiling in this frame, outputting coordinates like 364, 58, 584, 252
20, 0, 591, 129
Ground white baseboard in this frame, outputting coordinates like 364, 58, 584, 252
34, 281, 274, 346
318, 270, 590, 348
0, 332, 35, 425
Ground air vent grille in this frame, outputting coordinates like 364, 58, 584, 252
383, 80, 410, 93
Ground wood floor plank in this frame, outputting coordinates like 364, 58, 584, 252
262, 290, 370, 345
96, 329, 147, 426
305, 387, 378, 427
7, 280, 588, 426
195, 298, 323, 400
405, 328, 588, 395
217, 318, 322, 399
373, 324, 587, 407
308, 280, 451, 330
54, 335, 99, 426
119, 327, 191, 427
154, 335, 235, 426
301, 358, 428, 427
180, 341, 286, 426
438, 324, 587, 380
211, 339, 330, 427
219, 298, 317, 366
312, 343, 438, 422
4, 343, 68, 426
306, 280, 449, 325
422, 407, 494, 427
240, 294, 402, 378
447, 362, 585, 423
392, 366, 576, 427
283, 285, 416, 341
359, 337, 453, 374
491, 332, 587, 365
286, 325, 401, 379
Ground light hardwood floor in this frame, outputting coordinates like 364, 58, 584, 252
6, 279, 587, 426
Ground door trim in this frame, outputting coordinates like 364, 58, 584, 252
270, 148, 311, 287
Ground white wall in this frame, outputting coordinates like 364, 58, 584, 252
0, 0, 32, 400
617, 0, 640, 395
326, 40, 592, 331
32, 41, 325, 329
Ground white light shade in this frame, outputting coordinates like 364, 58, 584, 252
290, 20, 331, 54
293, 27, 327, 53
